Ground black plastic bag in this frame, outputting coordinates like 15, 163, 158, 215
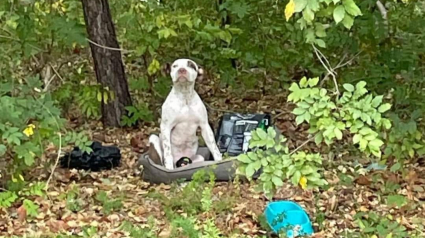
60, 141, 121, 171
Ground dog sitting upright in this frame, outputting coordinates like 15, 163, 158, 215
148, 59, 223, 170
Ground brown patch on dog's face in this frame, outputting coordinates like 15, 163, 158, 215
187, 60, 197, 71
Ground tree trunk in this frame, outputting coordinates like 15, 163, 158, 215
81, 0, 132, 127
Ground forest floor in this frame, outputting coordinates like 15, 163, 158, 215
1, 83, 425, 238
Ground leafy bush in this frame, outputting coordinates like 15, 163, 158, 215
237, 77, 396, 198
237, 127, 327, 198
288, 77, 392, 158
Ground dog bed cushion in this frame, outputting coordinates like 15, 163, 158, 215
138, 147, 249, 184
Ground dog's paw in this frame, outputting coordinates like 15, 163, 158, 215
214, 153, 223, 161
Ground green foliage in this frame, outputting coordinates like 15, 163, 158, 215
284, 0, 363, 47
0, 191, 18, 208
0, 81, 92, 180
288, 77, 392, 159
75, 85, 103, 120
149, 169, 221, 217
120, 217, 158, 238
58, 184, 84, 212
95, 190, 123, 215
120, 104, 154, 127
354, 212, 409, 238
384, 113, 425, 171
237, 127, 327, 198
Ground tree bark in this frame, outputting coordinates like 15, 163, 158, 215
81, 0, 132, 127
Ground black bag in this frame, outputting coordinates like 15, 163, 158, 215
59, 141, 121, 171
214, 113, 272, 157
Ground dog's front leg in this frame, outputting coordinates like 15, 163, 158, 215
160, 121, 174, 170
201, 122, 223, 161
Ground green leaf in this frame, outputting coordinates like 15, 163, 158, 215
291, 171, 302, 185
303, 6, 315, 23
355, 81, 367, 90
293, 108, 306, 115
352, 134, 362, 144
333, 5, 346, 24
315, 24, 327, 38
387, 195, 407, 207
334, 128, 343, 140
371, 95, 383, 108
369, 139, 384, 148
300, 77, 308, 87
343, 83, 354, 92
300, 166, 315, 175
294, 0, 308, 12
0, 145, 6, 156
272, 176, 284, 187
307, 0, 320, 11
378, 103, 392, 113
237, 154, 252, 163
257, 129, 268, 140
343, 0, 362, 16
295, 115, 305, 125
314, 133, 323, 145
316, 39, 326, 48
359, 138, 368, 150
288, 82, 300, 92
390, 162, 401, 172
342, 14, 354, 29
245, 163, 256, 178
309, 77, 320, 87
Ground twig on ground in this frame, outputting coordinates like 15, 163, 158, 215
45, 132, 62, 190
49, 63, 65, 83
289, 136, 314, 156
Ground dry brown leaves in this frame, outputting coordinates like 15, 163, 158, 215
1, 88, 424, 237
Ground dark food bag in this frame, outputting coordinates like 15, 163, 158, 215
215, 113, 272, 157
60, 141, 121, 171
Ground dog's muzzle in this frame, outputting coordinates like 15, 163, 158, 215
177, 68, 188, 82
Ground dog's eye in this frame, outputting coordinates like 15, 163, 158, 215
187, 61, 197, 71
172, 65, 178, 68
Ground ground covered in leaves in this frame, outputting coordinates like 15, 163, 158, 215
1, 88, 425, 238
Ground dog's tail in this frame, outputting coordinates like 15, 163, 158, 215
148, 134, 163, 165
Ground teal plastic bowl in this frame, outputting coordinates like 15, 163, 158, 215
264, 201, 313, 237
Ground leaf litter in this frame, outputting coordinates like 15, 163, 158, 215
0, 87, 424, 238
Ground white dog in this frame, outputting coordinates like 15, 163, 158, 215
148, 59, 223, 170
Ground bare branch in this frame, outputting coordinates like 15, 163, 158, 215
289, 136, 314, 156
312, 44, 340, 95
86, 38, 134, 53
45, 132, 62, 190
376, 1, 388, 24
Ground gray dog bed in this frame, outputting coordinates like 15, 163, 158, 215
138, 147, 249, 184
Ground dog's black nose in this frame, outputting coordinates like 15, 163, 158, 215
178, 68, 187, 74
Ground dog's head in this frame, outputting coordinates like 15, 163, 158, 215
164, 59, 204, 84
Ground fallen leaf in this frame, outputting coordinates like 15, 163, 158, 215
354, 175, 371, 186
17, 205, 27, 222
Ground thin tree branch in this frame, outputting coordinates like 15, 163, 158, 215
376, 1, 388, 25
86, 38, 134, 53
289, 136, 314, 156
312, 44, 340, 95
45, 132, 62, 190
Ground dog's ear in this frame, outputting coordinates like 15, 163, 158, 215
197, 67, 205, 81
161, 62, 171, 76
